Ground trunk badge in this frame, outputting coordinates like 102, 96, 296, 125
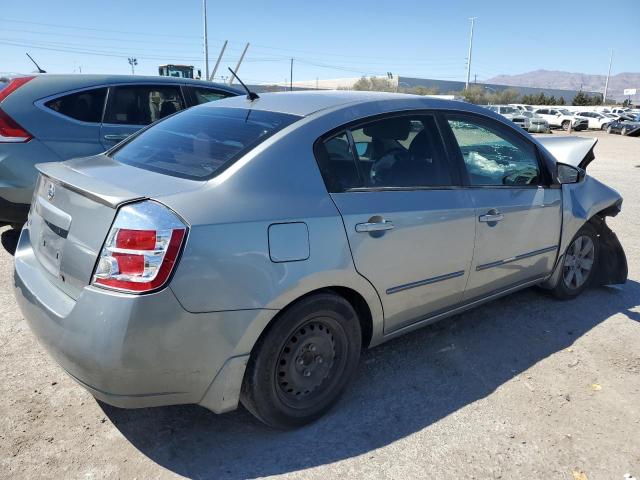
47, 183, 55, 201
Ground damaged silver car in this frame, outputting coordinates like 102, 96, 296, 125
14, 91, 627, 429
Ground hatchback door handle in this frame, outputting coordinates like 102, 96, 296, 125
355, 220, 394, 233
104, 134, 130, 141
479, 210, 504, 223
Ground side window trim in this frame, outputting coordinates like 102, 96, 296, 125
37, 86, 109, 125
441, 110, 551, 188
102, 83, 187, 127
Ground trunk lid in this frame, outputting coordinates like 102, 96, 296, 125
30, 155, 203, 299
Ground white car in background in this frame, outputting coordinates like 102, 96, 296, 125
534, 108, 588, 131
573, 111, 612, 130
519, 111, 550, 133
487, 105, 529, 130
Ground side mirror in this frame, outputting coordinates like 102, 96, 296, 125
557, 163, 585, 184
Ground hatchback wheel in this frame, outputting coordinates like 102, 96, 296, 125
241, 293, 361, 429
552, 224, 599, 299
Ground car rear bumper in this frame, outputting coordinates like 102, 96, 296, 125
14, 226, 277, 413
528, 123, 548, 133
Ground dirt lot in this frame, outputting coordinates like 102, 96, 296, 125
0, 130, 639, 479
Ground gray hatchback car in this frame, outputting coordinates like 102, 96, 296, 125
14, 91, 627, 428
0, 74, 240, 226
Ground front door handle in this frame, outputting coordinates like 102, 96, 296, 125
355, 220, 394, 233
479, 210, 504, 223
104, 134, 130, 141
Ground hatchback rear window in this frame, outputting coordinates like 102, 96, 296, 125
110, 106, 300, 180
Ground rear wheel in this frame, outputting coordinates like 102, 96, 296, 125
607, 125, 613, 134
621, 127, 628, 136
241, 293, 361, 429
552, 224, 599, 300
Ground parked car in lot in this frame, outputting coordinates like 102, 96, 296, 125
14, 92, 628, 429
534, 108, 588, 131
573, 111, 612, 130
606, 114, 640, 136
486, 105, 530, 130
0, 74, 240, 226
519, 111, 550, 133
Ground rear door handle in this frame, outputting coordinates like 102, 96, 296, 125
104, 134, 130, 141
355, 220, 394, 233
479, 210, 504, 223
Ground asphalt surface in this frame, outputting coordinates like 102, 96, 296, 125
0, 130, 638, 479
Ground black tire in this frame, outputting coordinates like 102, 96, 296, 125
601, 123, 608, 131
621, 127, 628, 136
561, 120, 570, 131
552, 223, 599, 300
607, 125, 613, 134
241, 293, 362, 429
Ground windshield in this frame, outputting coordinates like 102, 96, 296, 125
558, 109, 572, 115
501, 107, 517, 114
110, 106, 301, 180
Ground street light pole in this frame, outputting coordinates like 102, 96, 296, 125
465, 17, 477, 90
290, 58, 293, 91
202, 0, 209, 80
603, 49, 613, 105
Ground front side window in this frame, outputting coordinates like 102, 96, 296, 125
191, 87, 230, 105
446, 115, 541, 186
45, 88, 107, 123
317, 114, 453, 192
105, 85, 185, 126
111, 106, 300, 180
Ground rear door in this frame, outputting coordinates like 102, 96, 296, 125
316, 113, 476, 333
37, 87, 108, 159
443, 113, 561, 301
100, 84, 186, 149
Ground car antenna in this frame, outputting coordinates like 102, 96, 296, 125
227, 67, 259, 101
25, 52, 46, 73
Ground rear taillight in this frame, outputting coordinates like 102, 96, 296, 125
0, 76, 35, 103
0, 108, 32, 142
92, 201, 187, 293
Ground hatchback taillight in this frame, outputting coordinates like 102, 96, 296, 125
93, 201, 187, 293
0, 108, 32, 143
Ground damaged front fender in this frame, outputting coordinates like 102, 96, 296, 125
541, 176, 628, 289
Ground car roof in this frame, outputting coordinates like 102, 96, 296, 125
23, 73, 243, 95
202, 90, 473, 117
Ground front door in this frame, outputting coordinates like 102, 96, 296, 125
444, 114, 562, 301
316, 114, 476, 333
100, 84, 186, 149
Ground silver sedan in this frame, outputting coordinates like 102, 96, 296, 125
14, 92, 627, 428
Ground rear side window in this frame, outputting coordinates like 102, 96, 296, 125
446, 114, 540, 186
191, 87, 231, 105
105, 85, 185, 125
111, 106, 300, 180
317, 114, 453, 192
44, 88, 107, 123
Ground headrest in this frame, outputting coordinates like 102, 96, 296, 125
363, 117, 410, 140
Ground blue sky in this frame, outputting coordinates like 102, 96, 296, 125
1, 0, 638, 84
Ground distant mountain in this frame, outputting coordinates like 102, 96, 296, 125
486, 70, 640, 101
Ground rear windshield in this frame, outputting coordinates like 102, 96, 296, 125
110, 106, 301, 180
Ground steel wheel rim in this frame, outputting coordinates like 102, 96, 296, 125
562, 235, 595, 290
275, 317, 346, 409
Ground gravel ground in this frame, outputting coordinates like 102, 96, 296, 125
0, 130, 638, 479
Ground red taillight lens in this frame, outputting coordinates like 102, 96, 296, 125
0, 108, 32, 143
0, 76, 35, 103
116, 229, 157, 250
93, 201, 187, 293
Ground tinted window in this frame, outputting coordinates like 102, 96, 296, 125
316, 132, 361, 192
111, 106, 300, 180
350, 115, 452, 188
537, 109, 548, 115
45, 88, 107, 123
191, 87, 230, 104
105, 85, 184, 125
447, 115, 540, 186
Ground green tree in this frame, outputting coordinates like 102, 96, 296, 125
351, 76, 395, 92
557, 96, 566, 106
460, 85, 488, 104
572, 91, 590, 106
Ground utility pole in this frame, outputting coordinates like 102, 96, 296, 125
465, 17, 477, 90
229, 43, 250, 85
127, 57, 137, 75
202, 0, 209, 80
290, 58, 293, 91
603, 49, 613, 105
209, 40, 228, 81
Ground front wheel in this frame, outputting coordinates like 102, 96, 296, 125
552, 224, 599, 300
621, 127, 628, 136
607, 125, 613, 134
561, 120, 570, 131
241, 293, 362, 429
